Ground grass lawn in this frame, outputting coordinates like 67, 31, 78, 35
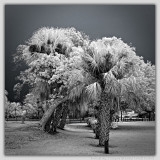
5, 121, 155, 156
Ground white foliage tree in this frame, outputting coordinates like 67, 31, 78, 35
14, 27, 90, 130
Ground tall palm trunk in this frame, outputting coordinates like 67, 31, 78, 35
98, 92, 111, 154
58, 105, 68, 129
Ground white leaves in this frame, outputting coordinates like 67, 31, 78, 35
81, 52, 98, 72
103, 71, 119, 95
39, 71, 50, 79
7, 102, 22, 116
86, 82, 102, 100
118, 73, 155, 111
104, 71, 115, 82
89, 40, 109, 67
68, 69, 84, 86
50, 75, 59, 82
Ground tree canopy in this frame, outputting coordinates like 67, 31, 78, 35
13, 27, 155, 115
69, 37, 155, 113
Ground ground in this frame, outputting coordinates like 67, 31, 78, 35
5, 121, 155, 156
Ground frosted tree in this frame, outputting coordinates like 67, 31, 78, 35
5, 91, 22, 120
70, 37, 155, 153
14, 27, 89, 131
23, 93, 39, 118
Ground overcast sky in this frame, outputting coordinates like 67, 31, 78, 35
5, 5, 155, 102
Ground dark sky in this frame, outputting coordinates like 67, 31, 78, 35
5, 5, 155, 102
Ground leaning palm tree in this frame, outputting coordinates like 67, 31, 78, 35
14, 27, 90, 131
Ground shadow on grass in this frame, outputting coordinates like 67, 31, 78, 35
88, 143, 103, 148
116, 125, 155, 131
85, 136, 96, 139
89, 142, 118, 148
93, 149, 119, 155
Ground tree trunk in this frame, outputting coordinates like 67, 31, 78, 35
44, 100, 49, 113
121, 110, 123, 121
98, 92, 111, 154
15, 109, 17, 121
39, 97, 67, 130
95, 120, 100, 139
58, 105, 68, 129
99, 103, 110, 146
50, 103, 64, 133
44, 110, 55, 132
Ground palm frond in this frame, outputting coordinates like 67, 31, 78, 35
86, 82, 102, 100
81, 52, 99, 72
68, 83, 86, 100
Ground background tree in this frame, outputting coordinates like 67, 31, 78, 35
8, 102, 22, 120
5, 90, 11, 120
23, 93, 39, 118
5, 90, 23, 120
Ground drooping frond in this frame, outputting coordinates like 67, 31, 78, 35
86, 82, 102, 100
103, 70, 120, 96
68, 83, 86, 100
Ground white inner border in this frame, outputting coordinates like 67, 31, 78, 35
0, 0, 159, 160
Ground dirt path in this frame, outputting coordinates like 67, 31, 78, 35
5, 121, 155, 156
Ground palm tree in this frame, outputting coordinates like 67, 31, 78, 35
69, 37, 151, 153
